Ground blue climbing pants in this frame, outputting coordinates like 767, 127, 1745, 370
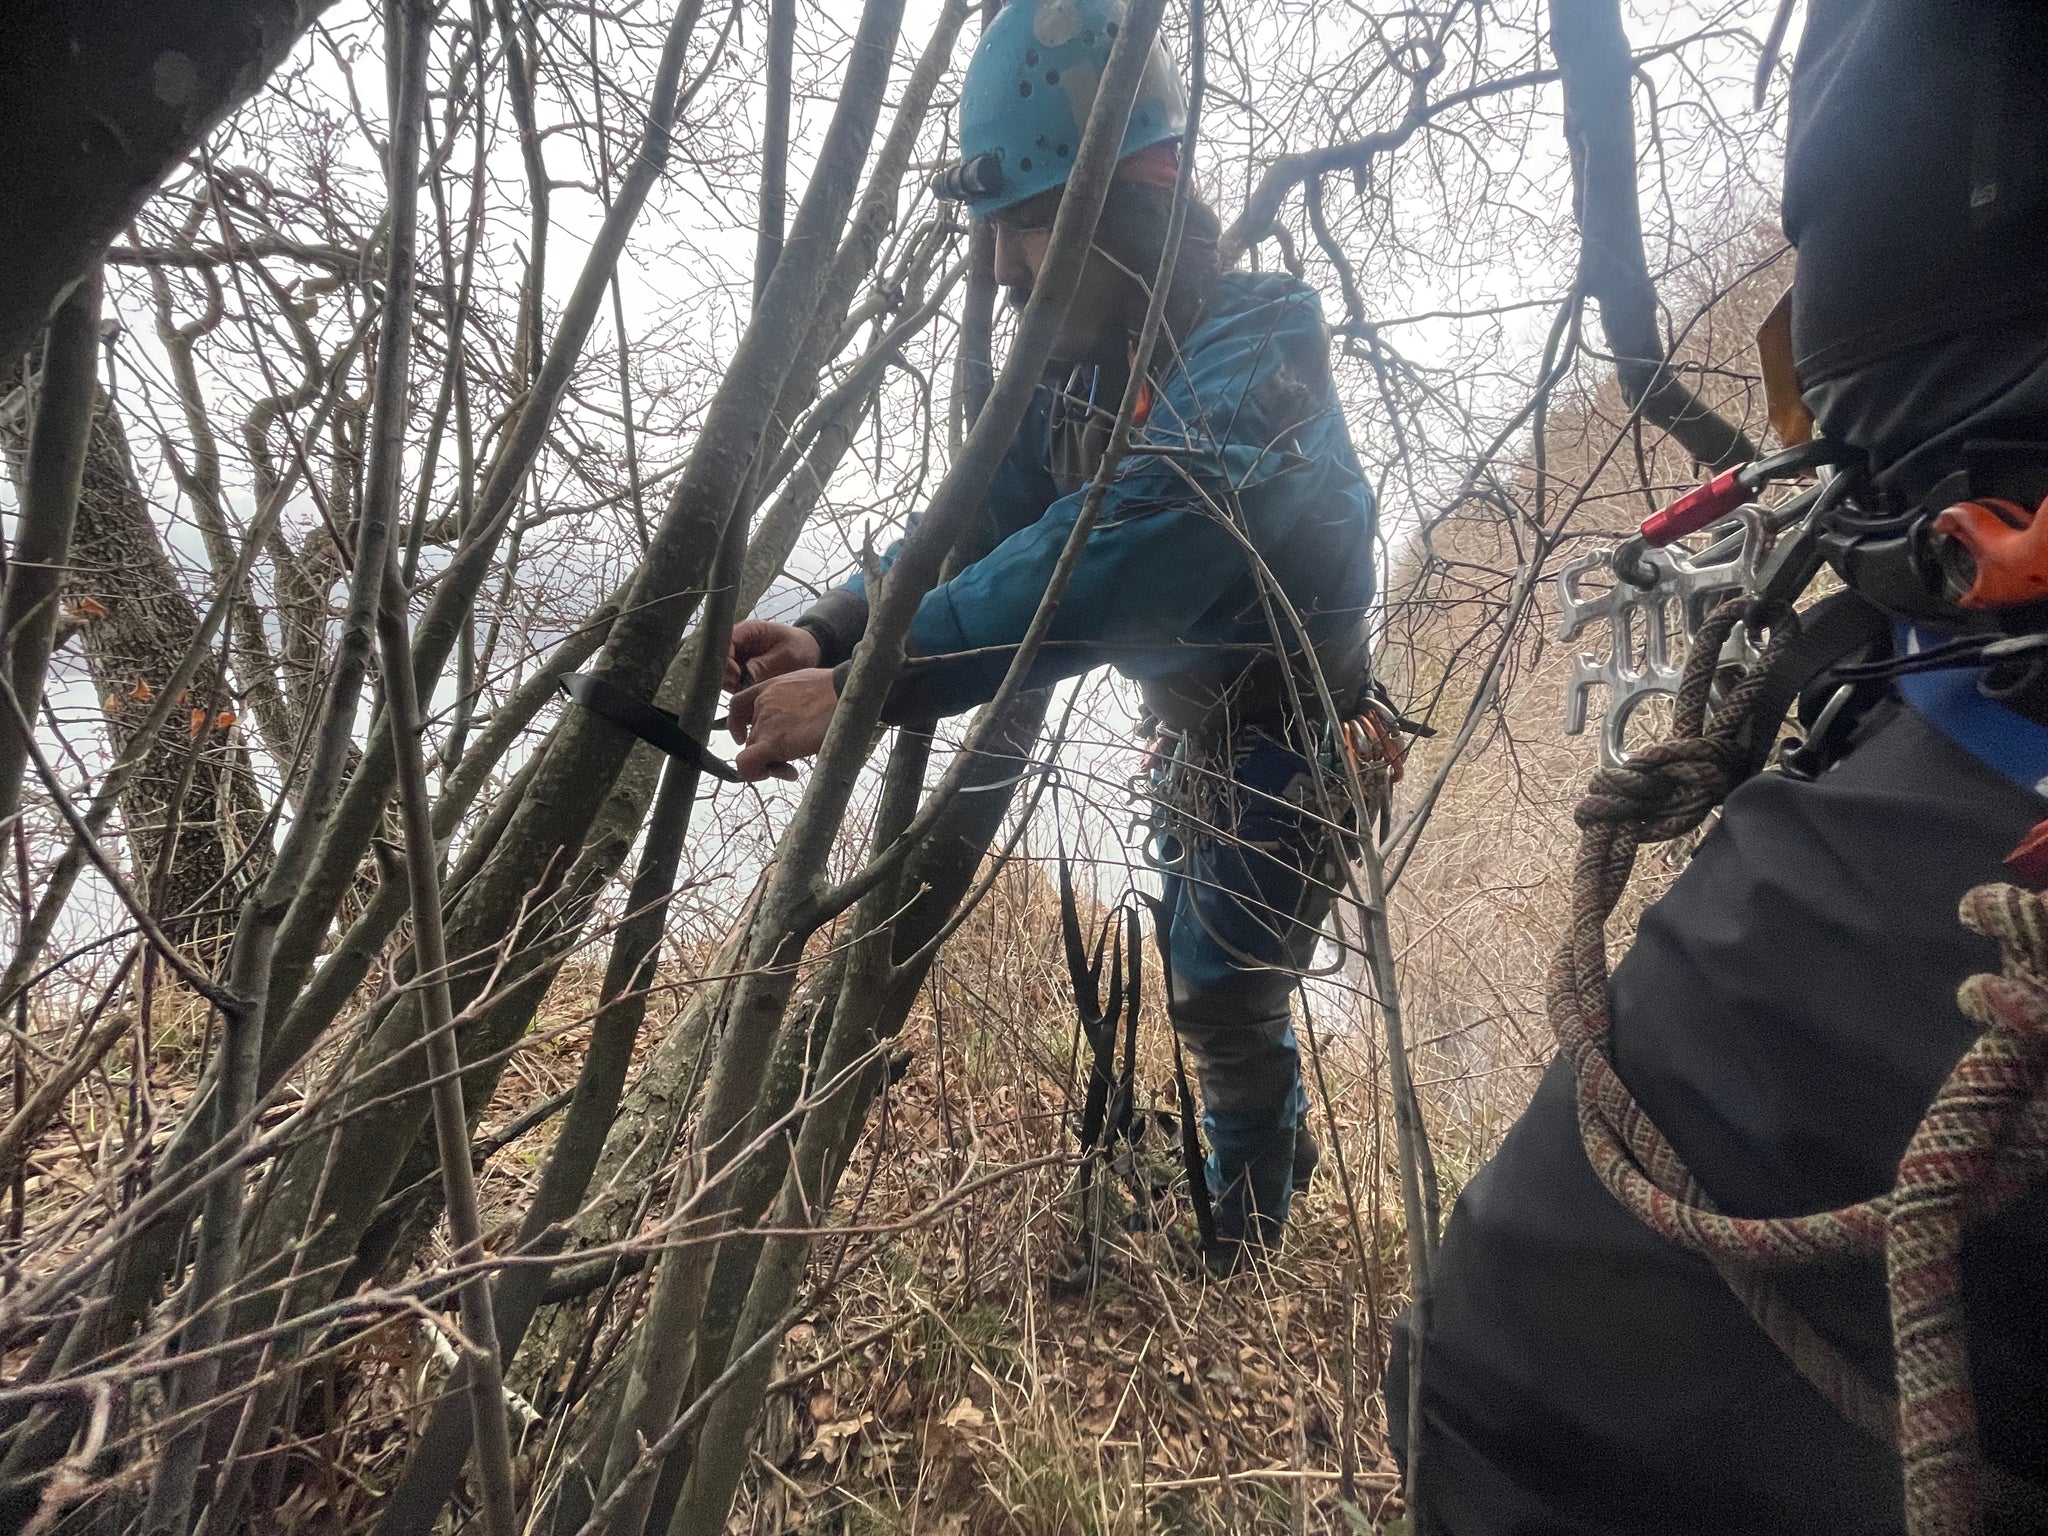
1154, 730, 1346, 1245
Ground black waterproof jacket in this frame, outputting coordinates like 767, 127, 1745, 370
1389, 706, 2048, 1533
1787, 0, 2048, 499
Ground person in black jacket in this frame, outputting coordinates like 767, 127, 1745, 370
1389, 4, 2048, 1531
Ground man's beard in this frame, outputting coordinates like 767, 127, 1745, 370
1007, 284, 1129, 364
1051, 316, 1132, 365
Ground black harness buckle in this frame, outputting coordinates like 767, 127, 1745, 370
1819, 439, 2048, 627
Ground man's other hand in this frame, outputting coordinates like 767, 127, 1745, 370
725, 620, 821, 691
726, 667, 838, 782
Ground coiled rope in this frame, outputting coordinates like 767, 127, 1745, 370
1547, 596, 2048, 1536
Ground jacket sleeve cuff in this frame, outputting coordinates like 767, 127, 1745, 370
795, 587, 871, 669
832, 657, 948, 727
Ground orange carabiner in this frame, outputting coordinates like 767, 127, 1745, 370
1932, 495, 2048, 610
1339, 704, 1407, 787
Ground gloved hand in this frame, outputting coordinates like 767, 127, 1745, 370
724, 619, 821, 691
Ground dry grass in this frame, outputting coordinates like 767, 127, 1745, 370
626, 862, 1417, 1536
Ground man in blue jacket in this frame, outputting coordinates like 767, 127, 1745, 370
722, 0, 1379, 1260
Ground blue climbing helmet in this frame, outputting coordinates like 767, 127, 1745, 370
932, 0, 1187, 220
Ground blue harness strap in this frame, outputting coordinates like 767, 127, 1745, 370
1896, 623, 2048, 798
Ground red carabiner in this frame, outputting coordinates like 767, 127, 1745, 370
1638, 466, 1749, 548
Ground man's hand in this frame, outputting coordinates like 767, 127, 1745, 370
726, 667, 839, 782
725, 620, 821, 691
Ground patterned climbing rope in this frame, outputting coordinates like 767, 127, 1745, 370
1547, 596, 2048, 1536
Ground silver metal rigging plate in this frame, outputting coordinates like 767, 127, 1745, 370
1556, 513, 1768, 768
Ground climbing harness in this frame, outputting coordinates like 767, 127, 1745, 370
1061, 697, 1406, 1273
1552, 428, 2048, 1531
1550, 593, 2048, 1536
1135, 722, 1362, 981
1562, 436, 2048, 765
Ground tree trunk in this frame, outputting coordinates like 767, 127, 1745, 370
1, 365, 263, 946
0, 0, 338, 361
0, 278, 100, 832
1551, 0, 1757, 471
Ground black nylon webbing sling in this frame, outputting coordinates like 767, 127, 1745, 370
1055, 833, 1217, 1261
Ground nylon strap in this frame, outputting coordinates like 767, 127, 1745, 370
1731, 588, 1892, 781
1055, 834, 1216, 1259
1141, 887, 1218, 1254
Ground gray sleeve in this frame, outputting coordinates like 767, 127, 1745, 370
795, 585, 871, 669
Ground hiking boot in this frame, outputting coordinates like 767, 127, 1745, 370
1204, 1237, 1257, 1280
1292, 1121, 1321, 1194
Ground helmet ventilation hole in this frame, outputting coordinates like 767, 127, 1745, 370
1018, 80, 1032, 96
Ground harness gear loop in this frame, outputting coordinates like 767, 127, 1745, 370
1551, 594, 2048, 1536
